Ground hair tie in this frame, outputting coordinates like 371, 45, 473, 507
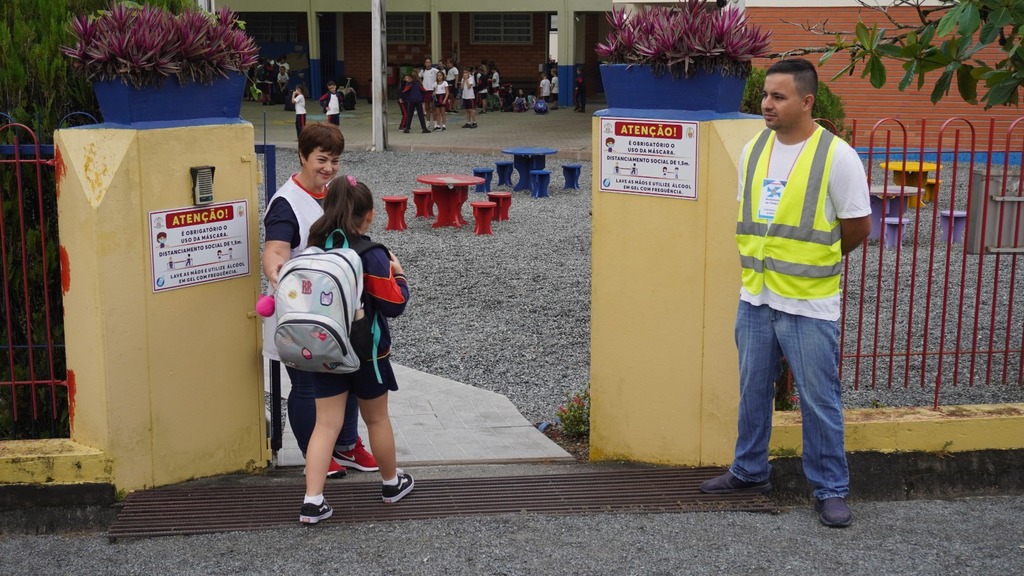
347, 175, 357, 186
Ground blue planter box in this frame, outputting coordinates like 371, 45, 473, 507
599, 64, 746, 113
92, 72, 246, 127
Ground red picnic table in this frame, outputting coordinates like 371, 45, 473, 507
415, 173, 485, 228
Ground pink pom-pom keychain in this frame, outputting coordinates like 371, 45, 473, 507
255, 294, 276, 318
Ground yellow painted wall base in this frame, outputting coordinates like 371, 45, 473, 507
0, 440, 111, 485
771, 403, 1024, 456
54, 123, 269, 492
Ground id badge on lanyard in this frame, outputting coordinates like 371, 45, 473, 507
758, 179, 786, 221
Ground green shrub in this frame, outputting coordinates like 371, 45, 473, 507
558, 389, 591, 438
741, 66, 850, 140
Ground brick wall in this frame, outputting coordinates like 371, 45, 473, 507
747, 6, 1023, 147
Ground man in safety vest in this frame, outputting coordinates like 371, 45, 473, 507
700, 58, 871, 528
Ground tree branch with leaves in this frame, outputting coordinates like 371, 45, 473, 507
775, 0, 1024, 109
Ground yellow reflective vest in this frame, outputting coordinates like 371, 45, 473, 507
736, 126, 843, 299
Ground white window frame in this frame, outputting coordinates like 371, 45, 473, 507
471, 13, 532, 44
386, 13, 426, 43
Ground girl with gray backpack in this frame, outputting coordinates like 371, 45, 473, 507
297, 175, 413, 524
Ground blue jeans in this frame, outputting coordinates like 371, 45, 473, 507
285, 366, 359, 454
731, 300, 849, 500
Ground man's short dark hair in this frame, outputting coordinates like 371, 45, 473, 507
766, 58, 818, 98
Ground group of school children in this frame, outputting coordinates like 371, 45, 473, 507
397, 56, 502, 132
287, 59, 587, 138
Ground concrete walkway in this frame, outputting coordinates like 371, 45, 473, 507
269, 362, 573, 467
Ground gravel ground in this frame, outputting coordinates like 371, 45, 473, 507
3, 496, 1023, 575
262, 151, 1023, 425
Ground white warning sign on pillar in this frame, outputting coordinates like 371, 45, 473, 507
599, 117, 699, 200
149, 200, 251, 292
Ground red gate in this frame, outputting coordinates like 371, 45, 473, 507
842, 118, 1024, 408
0, 121, 67, 439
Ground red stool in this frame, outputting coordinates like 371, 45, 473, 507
470, 201, 496, 235
382, 196, 408, 231
486, 191, 512, 221
412, 188, 434, 218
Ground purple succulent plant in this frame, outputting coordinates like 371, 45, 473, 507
62, 2, 258, 89
594, 0, 771, 79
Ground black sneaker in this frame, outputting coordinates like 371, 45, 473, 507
816, 497, 853, 528
433, 126, 442, 131
699, 471, 772, 494
462, 123, 472, 128
381, 472, 415, 503
299, 499, 333, 524
469, 123, 478, 129
422, 128, 431, 133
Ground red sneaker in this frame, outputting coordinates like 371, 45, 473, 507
327, 458, 346, 477
333, 437, 379, 472
302, 458, 347, 478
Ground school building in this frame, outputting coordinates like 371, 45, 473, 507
224, 0, 1017, 144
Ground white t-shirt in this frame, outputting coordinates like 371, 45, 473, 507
326, 93, 340, 115
435, 80, 448, 96
262, 177, 323, 360
737, 130, 871, 321
491, 70, 500, 90
294, 94, 305, 115
446, 66, 459, 83
551, 75, 559, 94
540, 78, 551, 97
462, 76, 475, 99
421, 67, 437, 90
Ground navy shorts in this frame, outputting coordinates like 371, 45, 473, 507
462, 98, 475, 110
310, 356, 398, 400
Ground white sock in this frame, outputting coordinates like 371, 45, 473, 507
303, 494, 324, 505
382, 476, 399, 486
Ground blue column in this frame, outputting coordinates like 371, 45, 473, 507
309, 59, 322, 101
558, 64, 574, 108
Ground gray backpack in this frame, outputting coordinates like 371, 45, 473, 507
274, 230, 381, 374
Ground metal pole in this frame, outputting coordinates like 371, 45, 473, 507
371, 0, 389, 151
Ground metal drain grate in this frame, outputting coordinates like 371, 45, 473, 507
107, 467, 776, 540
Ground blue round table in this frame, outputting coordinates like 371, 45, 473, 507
502, 147, 558, 191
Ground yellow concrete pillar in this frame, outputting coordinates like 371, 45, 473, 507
589, 114, 763, 466
54, 124, 268, 491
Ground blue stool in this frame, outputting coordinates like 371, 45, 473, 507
562, 163, 582, 189
530, 169, 551, 199
495, 161, 514, 187
472, 167, 493, 193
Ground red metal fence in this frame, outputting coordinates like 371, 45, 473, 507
842, 118, 1024, 409
0, 121, 66, 440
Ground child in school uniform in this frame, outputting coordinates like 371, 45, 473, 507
291, 85, 306, 139
513, 89, 527, 113
297, 175, 413, 525
432, 70, 449, 131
